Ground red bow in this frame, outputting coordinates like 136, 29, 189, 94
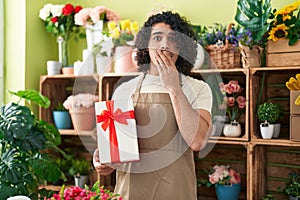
96, 100, 135, 163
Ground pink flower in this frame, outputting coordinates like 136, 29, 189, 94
208, 165, 241, 185
237, 96, 246, 109
229, 168, 241, 184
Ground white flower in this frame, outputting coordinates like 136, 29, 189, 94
39, 3, 52, 20
101, 36, 114, 57
63, 93, 99, 110
50, 5, 64, 18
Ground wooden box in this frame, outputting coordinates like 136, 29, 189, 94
290, 115, 300, 141
266, 39, 300, 67
290, 91, 300, 115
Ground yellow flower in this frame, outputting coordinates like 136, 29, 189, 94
268, 24, 289, 41
120, 19, 131, 31
107, 21, 117, 31
110, 28, 120, 39
275, 1, 300, 15
131, 21, 139, 34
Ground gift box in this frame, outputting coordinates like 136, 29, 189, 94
290, 91, 300, 115
95, 100, 139, 164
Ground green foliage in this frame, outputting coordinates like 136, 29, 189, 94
283, 172, 300, 197
54, 102, 67, 111
261, 193, 275, 200
257, 102, 281, 124
234, 0, 272, 46
69, 158, 92, 176
0, 90, 64, 199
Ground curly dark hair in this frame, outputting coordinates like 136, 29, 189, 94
134, 11, 198, 76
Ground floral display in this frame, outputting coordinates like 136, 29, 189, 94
219, 80, 246, 122
47, 181, 122, 200
74, 6, 120, 28
107, 19, 139, 47
286, 73, 300, 105
39, 3, 83, 39
208, 165, 241, 185
63, 93, 99, 110
266, 1, 300, 45
198, 23, 244, 47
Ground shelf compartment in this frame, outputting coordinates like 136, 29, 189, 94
195, 143, 248, 200
250, 68, 299, 141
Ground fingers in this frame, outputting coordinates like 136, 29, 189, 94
93, 149, 115, 176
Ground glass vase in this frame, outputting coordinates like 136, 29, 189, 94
57, 36, 69, 67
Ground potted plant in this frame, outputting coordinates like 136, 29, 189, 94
69, 158, 92, 188
63, 93, 99, 131
53, 101, 72, 129
257, 102, 281, 139
107, 19, 139, 73
262, 193, 275, 200
199, 164, 241, 200
0, 90, 64, 199
219, 80, 246, 137
283, 172, 300, 200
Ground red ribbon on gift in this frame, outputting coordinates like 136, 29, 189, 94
96, 100, 135, 163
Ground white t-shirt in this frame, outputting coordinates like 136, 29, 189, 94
112, 73, 212, 113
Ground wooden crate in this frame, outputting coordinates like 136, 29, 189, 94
191, 68, 250, 142
250, 68, 295, 140
251, 144, 300, 200
39, 75, 99, 124
266, 39, 300, 67
195, 143, 248, 199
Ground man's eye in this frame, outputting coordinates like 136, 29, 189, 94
153, 36, 161, 41
169, 36, 176, 42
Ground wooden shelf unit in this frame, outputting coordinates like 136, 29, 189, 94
39, 67, 300, 199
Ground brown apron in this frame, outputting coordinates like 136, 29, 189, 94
114, 74, 197, 200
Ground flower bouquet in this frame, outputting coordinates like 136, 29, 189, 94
74, 6, 120, 50
47, 180, 122, 200
39, 3, 84, 67
219, 80, 246, 123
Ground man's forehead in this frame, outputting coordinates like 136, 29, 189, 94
151, 27, 176, 35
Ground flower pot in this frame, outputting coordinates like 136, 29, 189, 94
69, 107, 96, 131
215, 183, 241, 200
62, 67, 74, 75
211, 115, 226, 136
114, 46, 138, 73
74, 175, 89, 188
289, 196, 300, 200
272, 123, 281, 138
53, 111, 72, 129
239, 43, 263, 68
96, 55, 113, 75
260, 122, 274, 139
223, 121, 242, 137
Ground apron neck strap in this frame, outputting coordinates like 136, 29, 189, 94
132, 73, 146, 106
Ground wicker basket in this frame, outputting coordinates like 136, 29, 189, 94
205, 24, 241, 69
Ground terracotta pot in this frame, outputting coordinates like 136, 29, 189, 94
69, 107, 95, 131
114, 46, 138, 73
62, 67, 74, 75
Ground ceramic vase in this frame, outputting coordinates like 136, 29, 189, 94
69, 107, 96, 131
223, 120, 242, 137
272, 123, 281, 138
86, 21, 103, 50
215, 183, 241, 200
74, 175, 89, 188
96, 55, 113, 75
114, 46, 138, 73
260, 122, 274, 139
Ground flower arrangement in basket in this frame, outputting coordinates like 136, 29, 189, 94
266, 1, 300, 46
198, 23, 243, 69
219, 80, 246, 123
47, 180, 122, 200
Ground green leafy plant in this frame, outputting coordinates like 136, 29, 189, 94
54, 101, 68, 111
0, 90, 65, 199
261, 193, 275, 200
234, 0, 272, 47
69, 158, 92, 176
257, 102, 281, 124
283, 172, 300, 198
